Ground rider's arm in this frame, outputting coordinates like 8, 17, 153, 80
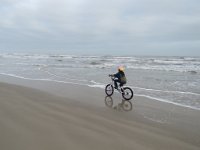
114, 72, 120, 78
109, 74, 114, 77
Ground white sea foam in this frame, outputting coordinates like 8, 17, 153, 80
131, 86, 200, 96
135, 94, 200, 111
1, 53, 200, 111
1, 72, 200, 110
1, 53, 200, 72
0, 73, 86, 86
88, 84, 105, 88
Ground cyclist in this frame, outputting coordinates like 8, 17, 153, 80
109, 66, 127, 89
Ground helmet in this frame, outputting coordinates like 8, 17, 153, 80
118, 66, 124, 71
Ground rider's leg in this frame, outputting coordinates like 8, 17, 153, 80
114, 79, 120, 89
120, 83, 125, 94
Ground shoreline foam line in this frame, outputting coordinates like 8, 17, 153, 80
0, 73, 200, 111
131, 86, 200, 96
0, 73, 86, 86
136, 94, 200, 111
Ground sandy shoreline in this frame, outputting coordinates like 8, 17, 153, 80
0, 82, 200, 150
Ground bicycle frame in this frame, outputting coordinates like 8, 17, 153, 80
109, 76, 124, 94
106, 76, 134, 100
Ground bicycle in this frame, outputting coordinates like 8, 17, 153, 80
105, 75, 134, 100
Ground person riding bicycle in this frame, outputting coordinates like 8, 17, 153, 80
109, 66, 127, 89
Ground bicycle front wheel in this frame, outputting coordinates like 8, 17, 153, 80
122, 87, 133, 100
105, 84, 114, 96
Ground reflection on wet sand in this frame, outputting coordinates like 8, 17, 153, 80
104, 96, 133, 112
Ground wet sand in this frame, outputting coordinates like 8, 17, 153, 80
0, 82, 200, 150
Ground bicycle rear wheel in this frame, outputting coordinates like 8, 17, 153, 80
122, 87, 133, 100
105, 84, 114, 96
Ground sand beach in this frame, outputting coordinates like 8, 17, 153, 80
0, 81, 199, 150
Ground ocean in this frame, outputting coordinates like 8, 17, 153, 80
0, 53, 200, 110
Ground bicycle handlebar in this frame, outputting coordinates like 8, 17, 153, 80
108, 74, 115, 80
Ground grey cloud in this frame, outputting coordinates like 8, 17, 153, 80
0, 0, 200, 55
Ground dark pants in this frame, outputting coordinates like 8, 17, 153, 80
114, 79, 124, 89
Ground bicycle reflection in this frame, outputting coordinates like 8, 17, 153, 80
104, 96, 133, 112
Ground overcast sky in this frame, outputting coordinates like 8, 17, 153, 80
0, 0, 200, 56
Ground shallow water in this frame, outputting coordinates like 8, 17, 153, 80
0, 53, 200, 110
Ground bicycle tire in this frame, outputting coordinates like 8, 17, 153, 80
122, 87, 133, 100
105, 84, 114, 96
